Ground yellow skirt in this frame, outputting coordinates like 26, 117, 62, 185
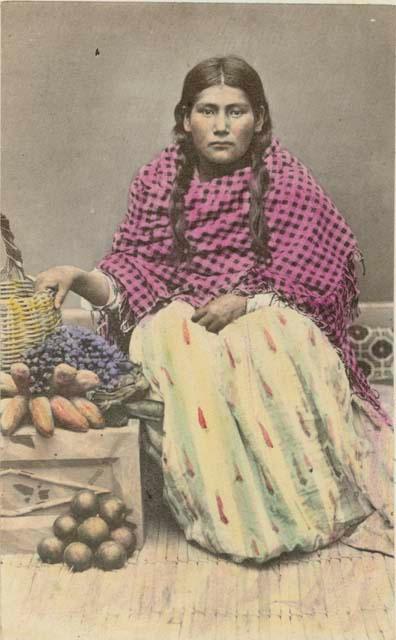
130, 301, 393, 563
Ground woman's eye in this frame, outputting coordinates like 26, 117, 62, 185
197, 107, 215, 116
229, 109, 243, 118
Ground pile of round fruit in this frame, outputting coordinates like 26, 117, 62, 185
37, 490, 136, 572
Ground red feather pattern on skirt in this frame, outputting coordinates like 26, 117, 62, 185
251, 539, 260, 556
261, 469, 274, 494
234, 463, 244, 482
258, 421, 274, 448
308, 325, 316, 346
182, 318, 191, 345
224, 339, 236, 368
216, 494, 229, 524
258, 373, 273, 398
263, 327, 277, 352
197, 406, 208, 429
277, 312, 287, 325
160, 366, 174, 385
297, 410, 311, 437
183, 448, 195, 478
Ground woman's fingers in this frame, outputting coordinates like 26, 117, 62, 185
191, 306, 208, 322
35, 280, 56, 294
192, 311, 224, 334
54, 286, 67, 309
34, 275, 46, 292
35, 279, 63, 309
34, 268, 73, 309
195, 315, 210, 328
205, 320, 223, 334
193, 310, 213, 329
35, 278, 61, 308
192, 304, 225, 332
35, 271, 58, 292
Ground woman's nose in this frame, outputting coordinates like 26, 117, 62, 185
213, 112, 229, 133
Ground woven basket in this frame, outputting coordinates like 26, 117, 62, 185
0, 215, 61, 372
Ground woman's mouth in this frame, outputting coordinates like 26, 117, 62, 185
209, 142, 234, 148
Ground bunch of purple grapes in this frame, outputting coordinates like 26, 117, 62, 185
22, 325, 133, 395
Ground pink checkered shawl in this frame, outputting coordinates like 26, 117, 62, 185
98, 138, 390, 426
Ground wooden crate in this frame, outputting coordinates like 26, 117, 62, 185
0, 419, 145, 554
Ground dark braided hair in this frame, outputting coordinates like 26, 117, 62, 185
170, 55, 273, 262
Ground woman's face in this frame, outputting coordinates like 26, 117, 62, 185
183, 85, 264, 169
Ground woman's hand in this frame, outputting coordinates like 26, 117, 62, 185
191, 294, 247, 333
35, 266, 81, 309
35, 266, 110, 309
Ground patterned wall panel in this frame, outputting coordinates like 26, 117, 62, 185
348, 325, 393, 383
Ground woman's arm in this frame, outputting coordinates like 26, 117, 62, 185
35, 266, 110, 309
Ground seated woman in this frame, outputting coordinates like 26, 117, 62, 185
36, 55, 393, 564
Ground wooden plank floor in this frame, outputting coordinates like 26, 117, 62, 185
1, 454, 394, 640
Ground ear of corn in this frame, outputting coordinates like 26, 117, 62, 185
0, 398, 12, 416
0, 395, 29, 435
50, 395, 89, 432
50, 380, 75, 398
29, 396, 55, 438
52, 363, 78, 388
50, 364, 78, 396
0, 372, 18, 397
70, 396, 105, 428
74, 370, 100, 392
10, 362, 31, 394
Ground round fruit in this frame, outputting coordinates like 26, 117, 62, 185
53, 514, 78, 540
77, 516, 109, 548
70, 490, 99, 519
110, 526, 137, 556
37, 536, 65, 564
98, 495, 126, 528
64, 542, 93, 572
95, 541, 127, 571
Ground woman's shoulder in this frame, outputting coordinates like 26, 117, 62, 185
265, 138, 351, 233
265, 137, 330, 197
265, 137, 305, 174
134, 144, 180, 190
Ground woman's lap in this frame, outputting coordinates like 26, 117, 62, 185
129, 301, 385, 563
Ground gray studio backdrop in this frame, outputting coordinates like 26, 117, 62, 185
2, 2, 394, 305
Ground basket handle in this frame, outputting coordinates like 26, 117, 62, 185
0, 214, 26, 281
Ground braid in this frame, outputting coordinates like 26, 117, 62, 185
168, 135, 195, 261
248, 130, 273, 262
